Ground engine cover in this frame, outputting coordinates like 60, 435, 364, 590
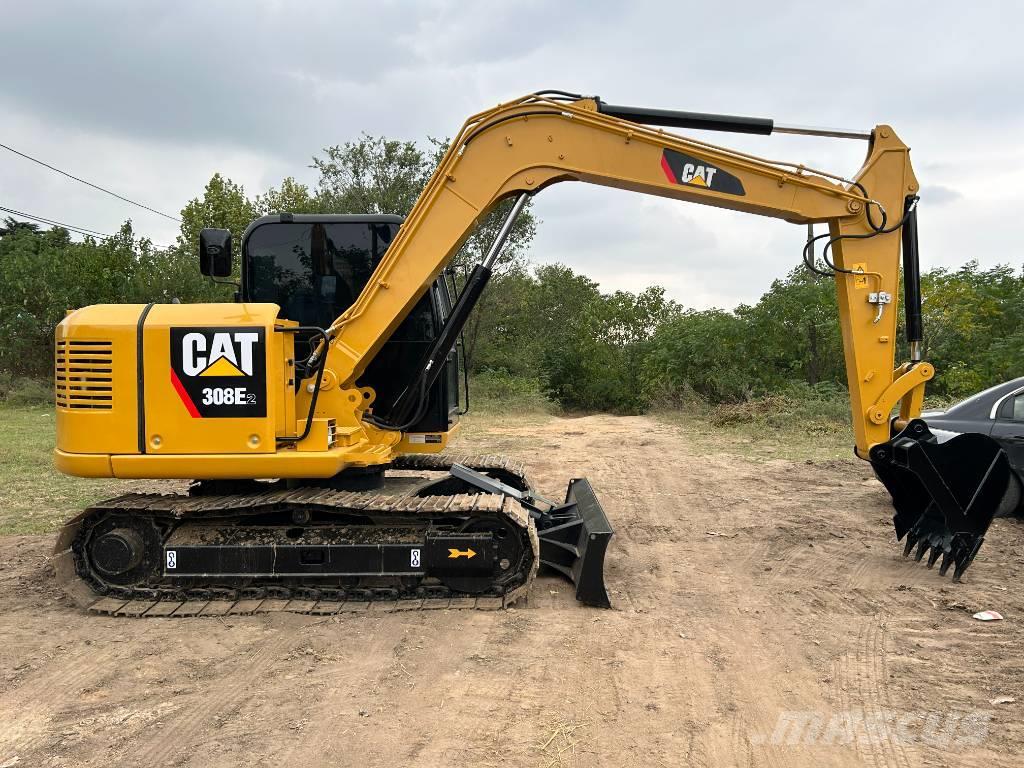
55, 303, 295, 472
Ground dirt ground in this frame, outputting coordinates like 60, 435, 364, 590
2, 413, 1023, 767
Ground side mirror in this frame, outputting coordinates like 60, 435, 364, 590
199, 228, 233, 277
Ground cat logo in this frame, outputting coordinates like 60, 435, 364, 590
181, 331, 260, 377
169, 327, 267, 418
661, 149, 746, 196
678, 163, 718, 187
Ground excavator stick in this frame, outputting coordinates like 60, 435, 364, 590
870, 419, 1023, 579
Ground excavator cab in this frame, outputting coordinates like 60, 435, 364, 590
234, 214, 464, 434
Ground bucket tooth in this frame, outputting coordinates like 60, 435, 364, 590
902, 533, 918, 557
938, 550, 955, 578
913, 539, 929, 562
871, 419, 1022, 581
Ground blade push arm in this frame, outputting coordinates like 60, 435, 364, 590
323, 93, 922, 456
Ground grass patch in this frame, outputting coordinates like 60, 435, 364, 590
0, 405, 123, 534
654, 383, 855, 461
455, 373, 560, 454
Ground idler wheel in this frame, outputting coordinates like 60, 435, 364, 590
90, 528, 145, 577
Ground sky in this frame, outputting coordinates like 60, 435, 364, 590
1, 1, 1021, 309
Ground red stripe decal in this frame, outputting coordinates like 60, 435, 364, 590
660, 152, 677, 184
170, 368, 201, 418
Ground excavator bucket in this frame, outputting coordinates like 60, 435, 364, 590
870, 419, 1022, 580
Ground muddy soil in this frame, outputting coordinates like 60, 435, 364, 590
1, 414, 1022, 767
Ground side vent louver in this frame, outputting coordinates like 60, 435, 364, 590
55, 340, 114, 410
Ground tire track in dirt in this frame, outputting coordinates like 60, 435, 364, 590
0, 622, 157, 753
523, 422, 730, 766
844, 547, 953, 591
831, 619, 915, 768
572, 424, 793, 768
276, 609, 562, 767
269, 616, 412, 768
760, 542, 880, 619
696, 618, 826, 768
130, 620, 295, 766
8, 413, 1024, 767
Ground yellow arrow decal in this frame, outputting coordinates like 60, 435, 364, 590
448, 548, 477, 559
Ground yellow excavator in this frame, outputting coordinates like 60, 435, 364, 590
52, 91, 1021, 616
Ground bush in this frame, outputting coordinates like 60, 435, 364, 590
708, 381, 850, 434
0, 374, 53, 405
643, 309, 756, 404
0, 221, 226, 378
469, 370, 556, 413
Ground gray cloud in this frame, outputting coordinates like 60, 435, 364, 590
1, 1, 1021, 305
920, 185, 963, 205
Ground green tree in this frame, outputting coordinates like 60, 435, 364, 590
0, 217, 40, 236
737, 266, 843, 390
485, 265, 674, 414
314, 134, 431, 215
254, 176, 317, 216
0, 222, 218, 377
645, 309, 755, 404
920, 261, 1024, 396
176, 173, 255, 254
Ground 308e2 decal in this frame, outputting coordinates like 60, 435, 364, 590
169, 327, 266, 418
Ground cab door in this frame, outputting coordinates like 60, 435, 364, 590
991, 388, 1024, 475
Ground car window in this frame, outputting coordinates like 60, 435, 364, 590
1014, 394, 1024, 421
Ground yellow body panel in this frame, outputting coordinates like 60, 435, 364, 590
54, 445, 384, 479
57, 303, 319, 478
55, 304, 143, 456
140, 303, 286, 455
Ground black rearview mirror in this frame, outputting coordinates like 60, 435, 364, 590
199, 228, 233, 278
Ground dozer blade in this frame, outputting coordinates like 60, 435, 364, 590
536, 478, 614, 608
870, 419, 1022, 580
449, 464, 614, 608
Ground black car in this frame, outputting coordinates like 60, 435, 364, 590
923, 377, 1024, 492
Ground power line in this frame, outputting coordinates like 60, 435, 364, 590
0, 141, 182, 223
0, 205, 113, 238
0, 204, 174, 250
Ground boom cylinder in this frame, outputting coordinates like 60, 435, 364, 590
381, 193, 529, 427
595, 101, 871, 139
597, 102, 773, 135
